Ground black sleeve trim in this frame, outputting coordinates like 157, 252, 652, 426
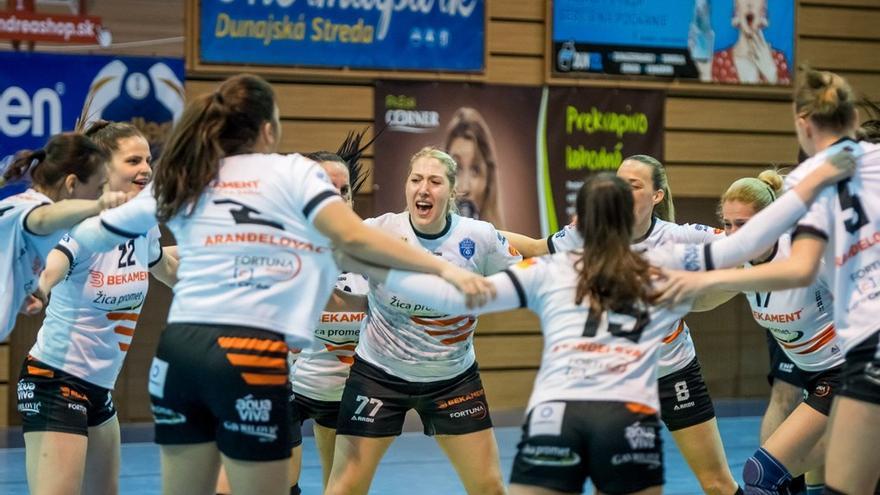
21, 203, 50, 236
792, 225, 829, 242
546, 235, 557, 254
101, 219, 140, 239
504, 269, 527, 308
148, 245, 164, 268
703, 243, 714, 271
55, 244, 74, 266
303, 190, 339, 220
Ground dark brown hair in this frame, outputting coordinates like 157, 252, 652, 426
574, 173, 654, 314
83, 120, 146, 156
0, 133, 109, 191
794, 67, 857, 133
152, 74, 276, 222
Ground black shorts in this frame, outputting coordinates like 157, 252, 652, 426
149, 323, 294, 461
838, 330, 880, 406
766, 331, 807, 388
510, 401, 664, 495
658, 357, 716, 431
16, 356, 116, 436
800, 366, 843, 416
335, 356, 493, 438
292, 393, 341, 429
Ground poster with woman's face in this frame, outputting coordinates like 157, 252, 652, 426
552, 0, 794, 85
373, 82, 542, 236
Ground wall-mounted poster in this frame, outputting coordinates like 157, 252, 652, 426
552, 0, 794, 85
373, 82, 541, 237
0, 52, 184, 197
200, 0, 484, 72
539, 87, 665, 233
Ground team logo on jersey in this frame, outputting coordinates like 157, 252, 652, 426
459, 238, 476, 259
89, 270, 105, 288
624, 422, 657, 449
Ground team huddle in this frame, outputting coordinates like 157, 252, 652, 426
1, 68, 879, 495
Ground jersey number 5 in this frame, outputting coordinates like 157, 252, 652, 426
837, 180, 869, 234
582, 305, 651, 343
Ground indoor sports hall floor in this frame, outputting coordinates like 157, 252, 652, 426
0, 401, 764, 494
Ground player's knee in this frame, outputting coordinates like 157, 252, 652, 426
466, 470, 505, 495
742, 448, 793, 495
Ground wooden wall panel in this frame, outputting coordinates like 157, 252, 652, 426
488, 21, 544, 56
665, 98, 793, 133
475, 335, 543, 370
798, 5, 880, 40
488, 0, 545, 21
481, 370, 538, 410
666, 132, 798, 165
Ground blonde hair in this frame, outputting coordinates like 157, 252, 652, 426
719, 169, 784, 216
624, 154, 675, 222
794, 67, 857, 132
408, 146, 459, 215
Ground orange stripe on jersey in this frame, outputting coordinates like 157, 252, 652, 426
324, 344, 357, 353
780, 325, 834, 350
625, 402, 657, 415
425, 321, 478, 336
118, 342, 130, 352
217, 337, 288, 354
796, 327, 837, 355
662, 321, 685, 344
441, 330, 474, 345
336, 355, 355, 365
241, 372, 288, 385
106, 312, 139, 322
114, 326, 136, 337
225, 353, 286, 369
27, 365, 54, 378
410, 315, 472, 327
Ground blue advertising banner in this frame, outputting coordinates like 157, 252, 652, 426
199, 0, 484, 72
0, 51, 184, 196
552, 0, 794, 85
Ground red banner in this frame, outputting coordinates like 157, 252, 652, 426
0, 11, 104, 44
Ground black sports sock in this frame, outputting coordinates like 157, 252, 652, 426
290, 483, 302, 495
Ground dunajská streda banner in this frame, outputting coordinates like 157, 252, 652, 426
538, 87, 665, 233
200, 0, 484, 72
374, 82, 542, 237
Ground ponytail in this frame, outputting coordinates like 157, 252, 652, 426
153, 74, 276, 222
574, 173, 654, 314
795, 66, 857, 132
0, 149, 46, 187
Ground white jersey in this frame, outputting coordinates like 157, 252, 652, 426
91, 153, 342, 347
30, 227, 163, 388
788, 140, 880, 352
357, 212, 522, 381
744, 234, 843, 372
0, 189, 62, 340
291, 272, 369, 402
383, 253, 693, 412
549, 218, 724, 377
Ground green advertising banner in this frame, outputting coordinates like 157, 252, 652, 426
538, 87, 665, 233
